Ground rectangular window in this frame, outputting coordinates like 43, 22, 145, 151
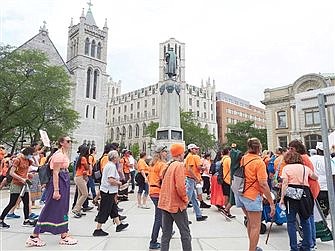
124, 105, 127, 112
277, 111, 287, 128
152, 109, 155, 116
204, 112, 207, 119
137, 102, 140, 109
112, 108, 115, 115
130, 104, 133, 111
278, 136, 288, 148
124, 115, 126, 121
211, 104, 213, 111
196, 100, 199, 107
144, 100, 147, 108
137, 112, 140, 118
204, 102, 206, 109
130, 113, 133, 119
144, 111, 147, 118
305, 110, 320, 126
189, 98, 192, 106
152, 98, 155, 105
197, 111, 200, 117
118, 107, 121, 113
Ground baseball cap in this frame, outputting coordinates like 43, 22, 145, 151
155, 145, 167, 153
316, 142, 324, 151
170, 144, 185, 157
187, 144, 199, 150
231, 143, 237, 148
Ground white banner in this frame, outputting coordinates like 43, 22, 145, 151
39, 130, 50, 147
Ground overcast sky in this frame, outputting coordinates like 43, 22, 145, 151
1, 0, 334, 107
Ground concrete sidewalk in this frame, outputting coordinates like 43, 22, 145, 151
0, 186, 334, 250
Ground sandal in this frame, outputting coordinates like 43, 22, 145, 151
59, 235, 78, 245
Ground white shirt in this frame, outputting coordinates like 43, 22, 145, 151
310, 155, 335, 191
100, 161, 120, 194
128, 155, 135, 172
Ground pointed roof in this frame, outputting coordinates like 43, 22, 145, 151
85, 8, 97, 26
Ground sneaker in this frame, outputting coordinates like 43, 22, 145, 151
22, 219, 37, 227
255, 247, 263, 251
187, 203, 193, 208
59, 235, 78, 245
149, 242, 160, 249
206, 195, 211, 200
39, 200, 45, 205
117, 207, 124, 212
119, 215, 127, 221
141, 205, 150, 209
188, 220, 192, 224
220, 208, 236, 219
82, 206, 94, 212
72, 210, 82, 218
196, 215, 208, 221
25, 236, 46, 247
6, 213, 20, 219
29, 213, 39, 219
0, 221, 10, 228
200, 201, 211, 208
93, 229, 109, 236
116, 223, 129, 232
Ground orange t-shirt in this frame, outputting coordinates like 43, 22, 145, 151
184, 154, 202, 181
240, 153, 268, 200
138, 158, 149, 174
12, 156, 32, 185
158, 161, 188, 213
274, 155, 286, 176
75, 156, 89, 177
148, 160, 167, 197
120, 156, 130, 174
0, 149, 6, 162
221, 155, 231, 184
100, 154, 109, 172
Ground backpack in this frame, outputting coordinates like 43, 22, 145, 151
267, 155, 276, 175
38, 162, 52, 185
92, 156, 103, 182
217, 156, 229, 185
231, 157, 258, 194
209, 161, 216, 175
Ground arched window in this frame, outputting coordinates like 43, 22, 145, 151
142, 123, 147, 136
116, 127, 120, 140
135, 124, 139, 138
111, 128, 114, 141
91, 40, 96, 57
143, 142, 146, 152
86, 68, 92, 98
92, 106, 96, 119
122, 126, 126, 139
112, 87, 115, 97
85, 105, 89, 118
304, 134, 322, 150
85, 38, 90, 55
93, 70, 98, 99
97, 42, 102, 59
128, 125, 132, 139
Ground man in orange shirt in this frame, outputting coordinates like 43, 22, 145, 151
184, 144, 208, 221
158, 144, 192, 251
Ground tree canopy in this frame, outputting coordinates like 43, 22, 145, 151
225, 120, 267, 153
0, 45, 79, 151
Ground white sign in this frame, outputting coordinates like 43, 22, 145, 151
39, 130, 50, 147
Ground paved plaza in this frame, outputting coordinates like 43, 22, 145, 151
0, 186, 334, 250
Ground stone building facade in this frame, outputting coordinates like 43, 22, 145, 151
262, 73, 335, 151
216, 92, 266, 144
106, 38, 217, 154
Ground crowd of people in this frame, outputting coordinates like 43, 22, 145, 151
0, 136, 334, 250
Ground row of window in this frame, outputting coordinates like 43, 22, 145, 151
112, 98, 156, 115
112, 109, 156, 123
85, 105, 96, 119
189, 98, 213, 110
188, 109, 214, 120
84, 38, 102, 59
226, 108, 265, 122
277, 134, 321, 150
277, 110, 320, 129
114, 87, 158, 103
111, 123, 147, 141
86, 68, 99, 99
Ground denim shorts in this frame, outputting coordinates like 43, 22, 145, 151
235, 194, 263, 212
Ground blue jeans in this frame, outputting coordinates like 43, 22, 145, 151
40, 188, 47, 202
186, 177, 202, 218
87, 176, 96, 198
308, 214, 316, 248
150, 196, 162, 245
286, 203, 312, 251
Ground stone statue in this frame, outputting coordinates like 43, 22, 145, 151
165, 48, 177, 78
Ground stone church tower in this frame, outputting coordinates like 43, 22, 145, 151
66, 5, 109, 155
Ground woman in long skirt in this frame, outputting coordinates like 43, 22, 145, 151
25, 136, 77, 247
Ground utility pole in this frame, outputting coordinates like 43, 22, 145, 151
317, 93, 335, 247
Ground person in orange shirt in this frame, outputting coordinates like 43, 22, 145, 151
72, 145, 90, 218
0, 145, 7, 163
185, 144, 209, 221
137, 152, 150, 208
148, 145, 168, 250
288, 139, 320, 249
200, 153, 211, 200
158, 144, 192, 251
119, 149, 130, 201
234, 138, 275, 251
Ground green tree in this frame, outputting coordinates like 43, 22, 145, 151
144, 121, 159, 151
180, 111, 215, 152
0, 46, 79, 150
226, 120, 267, 153
130, 143, 140, 159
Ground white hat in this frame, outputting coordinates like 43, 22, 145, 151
316, 142, 324, 151
309, 149, 317, 156
187, 143, 199, 150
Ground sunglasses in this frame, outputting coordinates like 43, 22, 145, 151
66, 139, 72, 143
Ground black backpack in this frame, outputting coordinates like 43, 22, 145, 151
231, 157, 258, 194
38, 162, 52, 185
93, 156, 103, 182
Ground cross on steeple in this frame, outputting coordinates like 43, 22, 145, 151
87, 0, 93, 10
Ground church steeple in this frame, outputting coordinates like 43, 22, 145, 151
85, 0, 97, 26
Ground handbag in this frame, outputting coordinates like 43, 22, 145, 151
284, 164, 305, 200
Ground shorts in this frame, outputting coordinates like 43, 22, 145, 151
235, 194, 263, 212
222, 181, 230, 196
96, 191, 118, 224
